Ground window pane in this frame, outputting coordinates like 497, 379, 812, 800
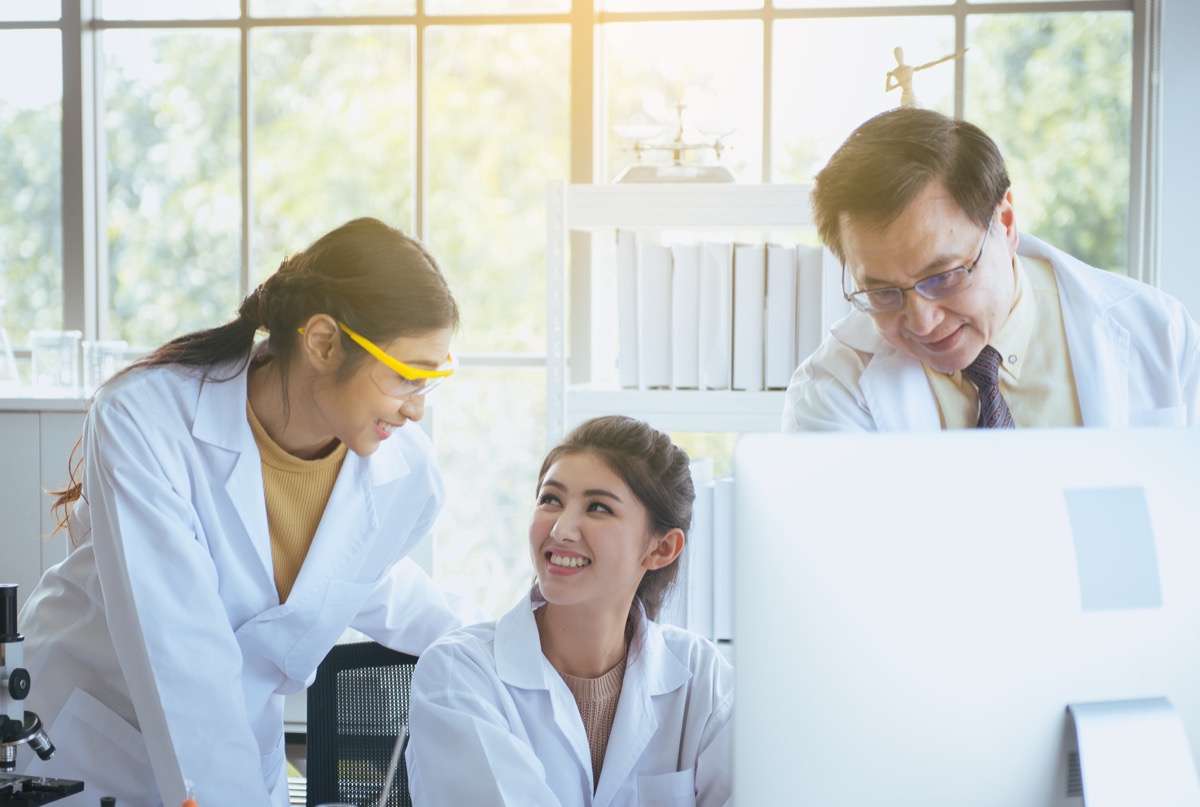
777, 0, 948, 7
602, 20, 763, 183
600, 0, 761, 10
773, 17, 956, 183
250, 0, 416, 15
425, 24, 570, 354
0, 2, 59, 21
250, 26, 416, 284
427, 0, 569, 13
0, 30, 62, 345
966, 12, 1131, 274
671, 431, 738, 477
101, 0, 239, 19
104, 30, 241, 348
432, 365, 547, 617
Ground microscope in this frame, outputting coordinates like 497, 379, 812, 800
0, 584, 83, 805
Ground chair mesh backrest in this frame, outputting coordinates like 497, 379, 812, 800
307, 642, 419, 807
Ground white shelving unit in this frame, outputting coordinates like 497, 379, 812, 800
545, 180, 825, 442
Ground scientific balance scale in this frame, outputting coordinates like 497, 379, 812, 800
613, 102, 735, 183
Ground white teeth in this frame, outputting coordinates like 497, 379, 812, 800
549, 554, 591, 568
377, 420, 398, 435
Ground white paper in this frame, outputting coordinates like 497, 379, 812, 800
765, 244, 799, 389
670, 242, 701, 390
637, 240, 673, 390
732, 244, 766, 392
698, 241, 733, 391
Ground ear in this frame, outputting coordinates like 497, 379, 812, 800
298, 314, 344, 372
642, 527, 685, 571
997, 187, 1019, 256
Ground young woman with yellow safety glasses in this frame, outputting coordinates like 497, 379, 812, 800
17, 218, 478, 806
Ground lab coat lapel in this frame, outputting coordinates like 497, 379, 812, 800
496, 596, 596, 781
291, 446, 408, 591
1022, 233, 1132, 427
1062, 288, 1130, 427
191, 359, 275, 584
860, 348, 942, 431
291, 456, 373, 590
593, 616, 692, 807
832, 311, 941, 432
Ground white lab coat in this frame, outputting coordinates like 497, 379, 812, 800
406, 590, 733, 807
783, 233, 1200, 431
16, 353, 467, 806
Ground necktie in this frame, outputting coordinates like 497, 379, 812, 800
962, 345, 1015, 429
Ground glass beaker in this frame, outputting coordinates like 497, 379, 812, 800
83, 339, 129, 393
0, 307, 18, 390
29, 329, 83, 394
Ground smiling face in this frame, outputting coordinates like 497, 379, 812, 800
529, 451, 664, 614
841, 181, 1020, 374
311, 326, 454, 457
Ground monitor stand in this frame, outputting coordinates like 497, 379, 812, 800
1068, 698, 1200, 806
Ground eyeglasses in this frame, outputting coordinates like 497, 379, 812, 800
842, 223, 992, 314
299, 322, 456, 398
338, 322, 456, 398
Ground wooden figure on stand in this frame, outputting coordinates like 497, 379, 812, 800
886, 46, 969, 108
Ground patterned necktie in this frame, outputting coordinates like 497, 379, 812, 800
961, 345, 1015, 429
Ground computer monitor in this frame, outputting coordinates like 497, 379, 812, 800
732, 427, 1200, 807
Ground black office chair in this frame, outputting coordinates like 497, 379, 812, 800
306, 642, 419, 807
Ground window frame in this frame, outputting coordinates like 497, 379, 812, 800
4, 0, 1147, 350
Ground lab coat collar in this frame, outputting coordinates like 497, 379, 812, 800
494, 588, 554, 690
829, 314, 941, 431
494, 589, 693, 804
192, 350, 257, 451
190, 351, 275, 579
825, 232, 1138, 431
494, 589, 692, 697
191, 343, 410, 486
189, 344, 412, 592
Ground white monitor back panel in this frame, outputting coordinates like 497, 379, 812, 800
732, 427, 1200, 807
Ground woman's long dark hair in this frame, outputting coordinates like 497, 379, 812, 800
537, 415, 695, 622
51, 217, 458, 532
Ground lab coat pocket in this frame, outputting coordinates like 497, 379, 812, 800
28, 688, 158, 803
260, 729, 286, 788
638, 767, 697, 807
1129, 405, 1186, 427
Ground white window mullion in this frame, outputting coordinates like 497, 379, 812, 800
61, 0, 100, 340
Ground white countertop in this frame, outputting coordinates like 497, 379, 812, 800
0, 383, 90, 411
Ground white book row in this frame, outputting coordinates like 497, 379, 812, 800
659, 458, 733, 643
617, 229, 836, 392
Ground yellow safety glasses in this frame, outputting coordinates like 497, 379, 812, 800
299, 322, 456, 398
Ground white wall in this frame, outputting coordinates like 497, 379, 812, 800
1158, 0, 1200, 315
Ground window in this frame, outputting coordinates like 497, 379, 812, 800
1, 0, 1140, 613
0, 27, 62, 345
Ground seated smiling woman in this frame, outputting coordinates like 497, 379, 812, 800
406, 415, 733, 807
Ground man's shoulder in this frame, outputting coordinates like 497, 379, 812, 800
1047, 246, 1191, 324
1024, 232, 1182, 313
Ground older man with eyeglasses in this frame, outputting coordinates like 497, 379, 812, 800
783, 106, 1200, 432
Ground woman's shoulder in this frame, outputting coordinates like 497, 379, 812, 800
412, 619, 503, 689
652, 622, 733, 679
89, 362, 208, 426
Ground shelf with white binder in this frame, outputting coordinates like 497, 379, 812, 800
546, 180, 834, 441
